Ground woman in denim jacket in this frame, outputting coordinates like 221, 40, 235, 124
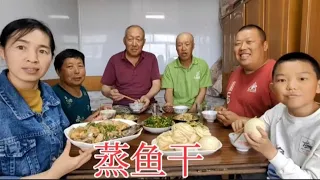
0, 18, 95, 178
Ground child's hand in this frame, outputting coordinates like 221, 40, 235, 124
244, 126, 277, 160
231, 119, 247, 132
47, 140, 96, 179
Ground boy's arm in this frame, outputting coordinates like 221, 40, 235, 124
269, 147, 320, 179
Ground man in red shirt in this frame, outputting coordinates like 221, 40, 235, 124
217, 24, 278, 126
101, 25, 161, 112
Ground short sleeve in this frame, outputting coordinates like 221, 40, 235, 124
101, 57, 116, 86
151, 55, 161, 80
200, 61, 212, 88
161, 66, 173, 88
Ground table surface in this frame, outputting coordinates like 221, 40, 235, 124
67, 113, 268, 179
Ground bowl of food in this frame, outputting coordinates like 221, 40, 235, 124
173, 105, 189, 114
100, 109, 116, 120
64, 119, 143, 149
229, 133, 251, 152
172, 113, 199, 123
114, 114, 139, 122
129, 102, 144, 113
202, 110, 217, 122
143, 115, 173, 134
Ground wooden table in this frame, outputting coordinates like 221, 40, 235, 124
67, 114, 268, 179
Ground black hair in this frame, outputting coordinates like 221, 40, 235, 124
272, 52, 320, 79
238, 24, 266, 42
54, 49, 85, 72
0, 18, 55, 56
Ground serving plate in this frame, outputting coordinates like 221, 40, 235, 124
151, 139, 222, 156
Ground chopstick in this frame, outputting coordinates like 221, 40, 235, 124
234, 127, 244, 143
123, 95, 138, 102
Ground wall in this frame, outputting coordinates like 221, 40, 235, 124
0, 0, 79, 79
78, 0, 222, 75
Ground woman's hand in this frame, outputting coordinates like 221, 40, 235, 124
47, 140, 96, 179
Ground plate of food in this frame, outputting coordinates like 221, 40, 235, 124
172, 113, 199, 122
64, 119, 143, 149
114, 114, 139, 121
152, 122, 222, 156
143, 115, 173, 134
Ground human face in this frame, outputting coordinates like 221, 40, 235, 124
58, 58, 86, 87
0, 29, 52, 88
234, 29, 267, 71
176, 34, 194, 62
123, 27, 145, 58
271, 61, 320, 113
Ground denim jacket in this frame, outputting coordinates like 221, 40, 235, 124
0, 70, 70, 177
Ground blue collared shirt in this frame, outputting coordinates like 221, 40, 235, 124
0, 69, 70, 177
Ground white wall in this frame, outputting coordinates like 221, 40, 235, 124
78, 0, 222, 75
0, 0, 222, 78
0, 0, 79, 79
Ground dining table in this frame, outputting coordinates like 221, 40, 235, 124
66, 113, 268, 179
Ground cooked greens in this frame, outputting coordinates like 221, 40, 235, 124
144, 116, 173, 128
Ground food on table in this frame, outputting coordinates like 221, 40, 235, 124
69, 120, 141, 143
144, 115, 173, 128
155, 122, 220, 151
114, 114, 138, 121
172, 113, 198, 121
198, 136, 220, 150
244, 118, 266, 138
156, 131, 175, 151
113, 105, 131, 114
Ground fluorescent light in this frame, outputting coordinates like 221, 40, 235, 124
48, 15, 70, 19
145, 15, 165, 19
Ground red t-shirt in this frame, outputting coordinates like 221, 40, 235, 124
101, 51, 161, 105
226, 59, 278, 118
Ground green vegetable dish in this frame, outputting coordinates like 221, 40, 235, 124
144, 116, 173, 128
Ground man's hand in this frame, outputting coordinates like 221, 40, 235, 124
110, 89, 124, 101
139, 95, 150, 113
213, 106, 227, 111
231, 119, 248, 132
188, 104, 197, 113
163, 103, 173, 113
217, 110, 240, 126
244, 127, 277, 160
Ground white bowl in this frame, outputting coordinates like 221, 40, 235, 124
229, 133, 251, 152
202, 110, 217, 122
129, 102, 144, 112
64, 119, 142, 149
143, 126, 171, 134
173, 105, 189, 114
100, 109, 116, 119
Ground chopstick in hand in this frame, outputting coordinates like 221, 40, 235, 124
123, 95, 138, 102
234, 127, 244, 143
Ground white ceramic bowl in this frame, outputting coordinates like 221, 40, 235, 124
173, 105, 189, 114
100, 109, 116, 119
129, 102, 144, 112
64, 119, 142, 149
229, 133, 251, 152
202, 110, 217, 122
143, 126, 171, 134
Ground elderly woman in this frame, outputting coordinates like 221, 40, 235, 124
52, 49, 101, 124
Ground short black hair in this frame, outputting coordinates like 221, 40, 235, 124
0, 18, 55, 56
238, 24, 266, 42
54, 49, 85, 72
272, 52, 320, 79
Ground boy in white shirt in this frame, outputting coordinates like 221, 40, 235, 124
232, 52, 320, 179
